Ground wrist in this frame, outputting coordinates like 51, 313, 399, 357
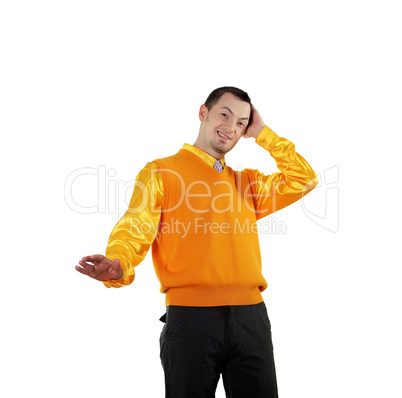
253, 125, 266, 139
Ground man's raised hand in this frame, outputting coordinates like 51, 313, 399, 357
75, 254, 124, 282
243, 105, 266, 139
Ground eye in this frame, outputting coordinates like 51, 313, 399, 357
221, 113, 228, 118
238, 122, 244, 127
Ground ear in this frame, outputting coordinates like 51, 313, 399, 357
199, 104, 208, 122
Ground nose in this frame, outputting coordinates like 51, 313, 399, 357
224, 119, 236, 135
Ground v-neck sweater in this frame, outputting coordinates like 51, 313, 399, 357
152, 148, 267, 306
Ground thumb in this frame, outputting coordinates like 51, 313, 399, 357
109, 258, 123, 279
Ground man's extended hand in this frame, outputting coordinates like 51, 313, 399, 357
75, 254, 124, 282
243, 105, 266, 139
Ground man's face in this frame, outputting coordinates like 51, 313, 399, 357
198, 93, 251, 158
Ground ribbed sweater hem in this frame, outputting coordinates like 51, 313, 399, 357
165, 286, 264, 307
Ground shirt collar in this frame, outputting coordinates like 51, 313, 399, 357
182, 144, 226, 168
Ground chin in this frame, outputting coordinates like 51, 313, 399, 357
209, 139, 234, 156
215, 145, 233, 156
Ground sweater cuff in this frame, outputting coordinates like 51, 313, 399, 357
103, 277, 126, 288
255, 126, 280, 151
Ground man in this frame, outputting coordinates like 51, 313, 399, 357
75, 87, 318, 397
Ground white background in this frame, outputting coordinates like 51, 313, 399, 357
1, 1, 401, 397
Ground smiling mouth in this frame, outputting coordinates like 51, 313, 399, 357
217, 130, 231, 141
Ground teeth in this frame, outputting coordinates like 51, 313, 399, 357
218, 131, 228, 139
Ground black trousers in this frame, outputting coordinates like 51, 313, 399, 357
159, 301, 279, 398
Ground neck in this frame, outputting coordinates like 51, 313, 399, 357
192, 140, 224, 161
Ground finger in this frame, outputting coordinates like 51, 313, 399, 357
110, 260, 122, 278
112, 258, 122, 270
82, 254, 105, 262
75, 265, 90, 275
79, 260, 96, 270
81, 256, 94, 264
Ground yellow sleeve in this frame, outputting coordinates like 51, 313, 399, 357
103, 161, 163, 288
244, 126, 318, 220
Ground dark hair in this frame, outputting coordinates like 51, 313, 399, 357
204, 86, 253, 125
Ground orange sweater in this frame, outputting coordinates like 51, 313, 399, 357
152, 148, 269, 306
104, 126, 317, 306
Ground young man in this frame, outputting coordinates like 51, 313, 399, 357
75, 87, 318, 397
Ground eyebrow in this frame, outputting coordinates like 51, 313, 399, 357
220, 106, 249, 121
